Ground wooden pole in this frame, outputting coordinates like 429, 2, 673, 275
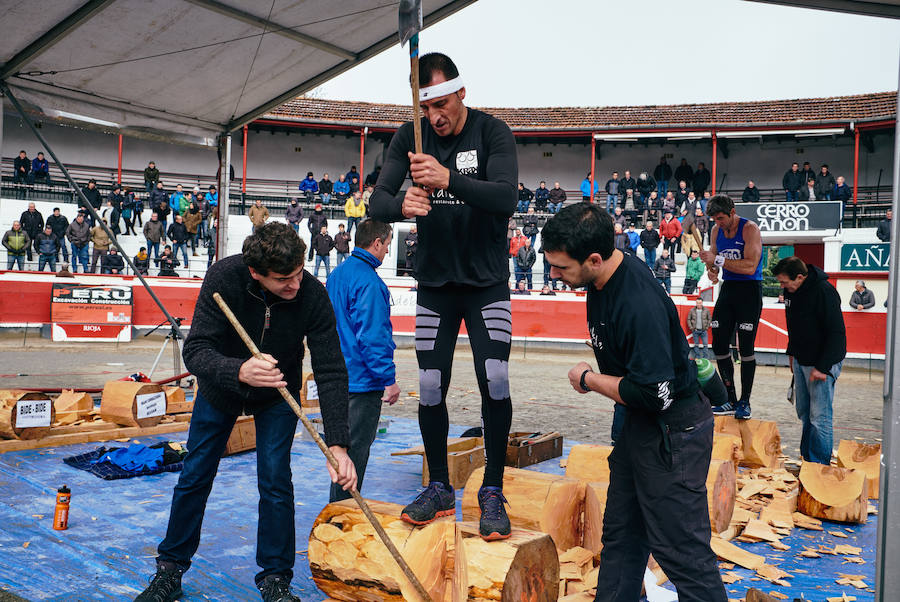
410, 33, 423, 154
211, 293, 433, 602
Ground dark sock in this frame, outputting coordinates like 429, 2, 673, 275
418, 401, 450, 488
481, 397, 513, 488
716, 357, 738, 405
740, 359, 757, 403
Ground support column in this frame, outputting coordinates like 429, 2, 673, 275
853, 127, 860, 205
216, 134, 231, 262
711, 131, 717, 195
242, 125, 248, 194
590, 135, 596, 201
117, 134, 123, 184
0, 90, 5, 166
359, 126, 367, 188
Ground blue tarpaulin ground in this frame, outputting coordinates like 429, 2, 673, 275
0, 416, 877, 601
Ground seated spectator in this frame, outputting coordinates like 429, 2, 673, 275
349, 175, 361, 195
34, 224, 60, 272
815, 164, 836, 201
741, 180, 760, 203
522, 207, 539, 246
877, 209, 892, 242
333, 174, 350, 201
365, 165, 381, 187
644, 190, 661, 223
56, 263, 75, 278
155, 245, 181, 277
101, 247, 125, 274
613, 223, 630, 254
362, 184, 374, 208
674, 180, 691, 211
517, 182, 534, 213
539, 285, 556, 296
513, 279, 531, 295
799, 178, 817, 201
13, 150, 30, 184
700, 190, 711, 214
636, 172, 656, 205
834, 176, 852, 204
346, 165, 361, 189
548, 181, 566, 214
611, 206, 627, 230
30, 152, 50, 184
653, 248, 676, 293
693, 206, 709, 245
3, 221, 30, 270
318, 173, 333, 204
299, 171, 319, 202
248, 199, 270, 234
850, 281, 875, 310
534, 181, 550, 212
134, 247, 151, 276
662, 191, 677, 214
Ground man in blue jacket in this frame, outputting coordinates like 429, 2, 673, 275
298, 171, 319, 202
326, 219, 400, 502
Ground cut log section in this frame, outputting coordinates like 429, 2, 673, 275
52, 389, 93, 426
300, 372, 319, 408
100, 381, 166, 428
798, 462, 868, 524
458, 521, 559, 601
462, 467, 585, 551
582, 481, 607, 554
715, 416, 782, 468
712, 433, 743, 472
836, 440, 881, 499
707, 459, 737, 534
564, 444, 612, 483
0, 390, 55, 440
309, 499, 464, 602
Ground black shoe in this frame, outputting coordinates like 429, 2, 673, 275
477, 486, 511, 541
257, 575, 301, 602
400, 481, 455, 525
134, 563, 182, 602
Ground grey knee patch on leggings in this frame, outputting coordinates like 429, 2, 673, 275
484, 359, 510, 400
418, 369, 442, 406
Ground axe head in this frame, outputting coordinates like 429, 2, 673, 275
398, 0, 423, 46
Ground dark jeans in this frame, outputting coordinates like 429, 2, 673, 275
330, 391, 383, 502
595, 399, 726, 601
656, 276, 671, 293
90, 248, 107, 273
157, 393, 299, 584
173, 242, 189, 268
38, 254, 57, 272
6, 255, 24, 270
146, 240, 160, 259
71, 244, 89, 272
347, 216, 361, 236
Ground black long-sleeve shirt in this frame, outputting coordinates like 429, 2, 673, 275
783, 264, 846, 373
370, 108, 517, 287
182, 255, 350, 447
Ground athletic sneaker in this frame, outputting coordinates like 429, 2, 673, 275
134, 563, 182, 602
257, 575, 301, 602
478, 486, 511, 541
711, 401, 735, 416
400, 481, 455, 525
734, 399, 752, 420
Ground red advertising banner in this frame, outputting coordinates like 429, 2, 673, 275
50, 283, 133, 341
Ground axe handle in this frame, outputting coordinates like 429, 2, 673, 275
211, 293, 434, 602
691, 224, 703, 250
410, 34, 423, 154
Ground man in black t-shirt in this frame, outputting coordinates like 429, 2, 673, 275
370, 53, 517, 541
541, 204, 726, 602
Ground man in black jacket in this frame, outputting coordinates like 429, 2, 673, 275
772, 257, 846, 465
741, 181, 760, 204
515, 237, 536, 289
673, 158, 693, 188
100, 246, 125, 274
33, 225, 60, 272
167, 215, 191, 269
46, 207, 70, 263
639, 220, 660, 266
310, 225, 334, 278
653, 157, 672, 197
877, 209, 891, 242
19, 202, 44, 262
370, 52, 517, 540
692, 162, 711, 199
13, 150, 30, 187
134, 222, 355, 602
307, 204, 328, 237
783, 162, 804, 202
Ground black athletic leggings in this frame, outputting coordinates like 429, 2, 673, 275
415, 282, 513, 489
711, 280, 762, 403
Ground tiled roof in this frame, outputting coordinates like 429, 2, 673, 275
264, 92, 897, 132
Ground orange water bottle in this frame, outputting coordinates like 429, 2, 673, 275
53, 485, 71, 530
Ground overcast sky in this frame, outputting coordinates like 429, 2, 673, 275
315, 0, 900, 108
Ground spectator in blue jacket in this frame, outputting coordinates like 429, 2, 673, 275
30, 152, 50, 184
834, 176, 852, 204
533, 181, 550, 212
326, 219, 399, 502
333, 174, 350, 201
580, 173, 593, 201
299, 171, 319, 202
626, 223, 640, 254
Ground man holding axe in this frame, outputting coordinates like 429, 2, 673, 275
134, 222, 356, 602
370, 50, 518, 540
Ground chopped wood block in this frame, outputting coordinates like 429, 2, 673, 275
462, 467, 585, 552
756, 563, 792, 583
394, 437, 486, 489
53, 390, 93, 425
712, 433, 743, 471
582, 481, 606, 554
716, 416, 782, 468
708, 459, 737, 534
837, 440, 881, 499
798, 462, 868, 524
0, 390, 55, 440
299, 372, 318, 407
563, 444, 613, 482
799, 550, 821, 558
100, 381, 165, 428
710, 536, 765, 570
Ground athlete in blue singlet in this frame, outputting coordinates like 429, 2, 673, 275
699, 195, 763, 420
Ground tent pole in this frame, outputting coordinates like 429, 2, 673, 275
0, 82, 184, 336
875, 56, 900, 602
216, 133, 231, 262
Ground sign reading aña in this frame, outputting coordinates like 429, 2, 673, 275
841, 243, 890, 272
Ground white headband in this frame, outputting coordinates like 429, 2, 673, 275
419, 76, 464, 102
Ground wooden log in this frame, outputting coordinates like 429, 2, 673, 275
462, 467, 585, 552
392, 438, 486, 489
564, 444, 612, 483
0, 390, 55, 440
309, 499, 464, 602
715, 416, 782, 468
582, 481, 607, 554
707, 459, 737, 534
0, 421, 189, 453
99, 381, 165, 427
798, 461, 868, 524
300, 372, 319, 408
836, 440, 881, 499
458, 520, 559, 601
53, 389, 94, 426
711, 433, 743, 472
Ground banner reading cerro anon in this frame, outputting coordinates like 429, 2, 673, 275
50, 283, 133, 342
735, 201, 843, 231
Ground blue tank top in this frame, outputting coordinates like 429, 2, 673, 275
717, 217, 762, 281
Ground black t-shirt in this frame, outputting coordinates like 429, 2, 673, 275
370, 108, 518, 287
587, 253, 698, 413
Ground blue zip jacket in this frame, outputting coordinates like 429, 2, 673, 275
580, 178, 592, 197
333, 179, 350, 195
326, 248, 396, 393
626, 230, 640, 252
299, 177, 319, 193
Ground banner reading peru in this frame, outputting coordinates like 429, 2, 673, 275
50, 283, 133, 342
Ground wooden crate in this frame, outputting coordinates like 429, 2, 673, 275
224, 416, 256, 456
506, 432, 563, 468
392, 437, 486, 489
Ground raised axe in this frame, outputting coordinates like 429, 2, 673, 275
399, 0, 424, 154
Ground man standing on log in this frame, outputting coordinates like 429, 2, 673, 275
370, 52, 518, 541
772, 256, 846, 465
699, 195, 763, 420
134, 222, 356, 602
541, 203, 726, 601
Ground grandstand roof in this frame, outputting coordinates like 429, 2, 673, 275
265, 91, 898, 133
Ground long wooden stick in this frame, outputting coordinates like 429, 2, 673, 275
410, 33, 423, 154
212, 292, 433, 602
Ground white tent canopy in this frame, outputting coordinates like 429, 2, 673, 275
0, 0, 476, 145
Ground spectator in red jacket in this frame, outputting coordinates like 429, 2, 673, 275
659, 210, 683, 254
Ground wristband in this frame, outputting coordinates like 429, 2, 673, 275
580, 369, 593, 392
714, 254, 725, 268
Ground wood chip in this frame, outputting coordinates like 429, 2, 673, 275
842, 557, 866, 565
829, 530, 850, 538
718, 562, 735, 570
756, 564, 792, 583
720, 572, 742, 584
833, 544, 862, 556
769, 540, 790, 551
558, 546, 594, 566
768, 592, 789, 600
826, 596, 857, 602
798, 550, 821, 558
